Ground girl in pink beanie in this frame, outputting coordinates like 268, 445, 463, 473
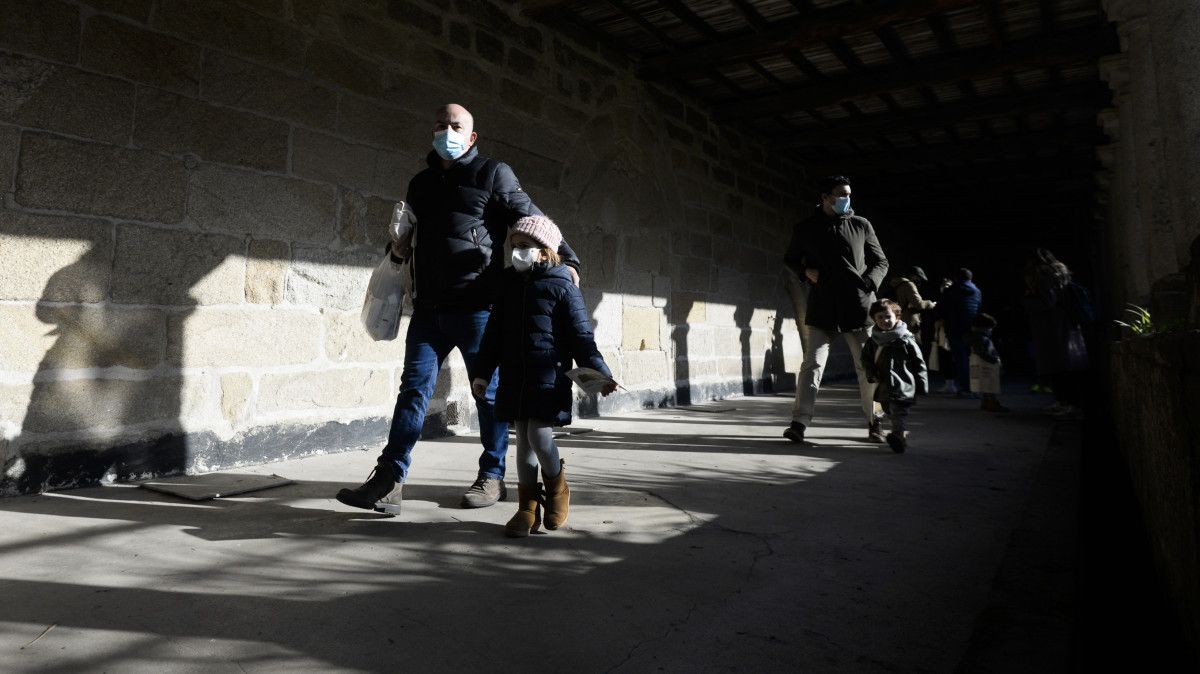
471, 215, 618, 537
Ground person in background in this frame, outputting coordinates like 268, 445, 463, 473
969, 313, 1010, 413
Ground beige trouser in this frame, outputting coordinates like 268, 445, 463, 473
791, 325, 879, 427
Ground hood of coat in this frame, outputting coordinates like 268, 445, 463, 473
871, 321, 912, 345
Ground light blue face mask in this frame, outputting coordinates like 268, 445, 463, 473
433, 128, 470, 161
832, 196, 851, 215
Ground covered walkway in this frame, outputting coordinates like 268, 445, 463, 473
1, 385, 1081, 672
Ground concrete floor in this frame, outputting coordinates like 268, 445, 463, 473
0, 384, 1077, 673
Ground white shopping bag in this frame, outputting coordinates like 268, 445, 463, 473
360, 254, 408, 341
389, 201, 416, 256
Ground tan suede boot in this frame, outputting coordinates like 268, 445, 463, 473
543, 459, 569, 530
504, 484, 542, 538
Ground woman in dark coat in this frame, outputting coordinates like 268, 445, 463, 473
1022, 248, 1088, 414
471, 216, 616, 538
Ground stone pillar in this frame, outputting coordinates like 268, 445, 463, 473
1148, 0, 1200, 268
1116, 9, 1179, 283
1097, 55, 1151, 302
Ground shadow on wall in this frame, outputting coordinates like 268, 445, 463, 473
5, 241, 200, 494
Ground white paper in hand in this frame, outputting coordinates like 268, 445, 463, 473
566, 367, 616, 395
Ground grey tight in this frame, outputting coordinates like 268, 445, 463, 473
514, 419, 561, 487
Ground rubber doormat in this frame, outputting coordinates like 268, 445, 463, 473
140, 473, 295, 501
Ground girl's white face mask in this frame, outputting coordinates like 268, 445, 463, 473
511, 246, 539, 272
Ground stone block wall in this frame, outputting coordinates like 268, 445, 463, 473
0, 0, 804, 495
1110, 331, 1200, 656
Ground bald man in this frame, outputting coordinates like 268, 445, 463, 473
337, 103, 582, 512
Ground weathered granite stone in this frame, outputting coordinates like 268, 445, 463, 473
0, 125, 17, 190
187, 164, 337, 244
18, 375, 204, 434
291, 128, 377, 190
110, 224, 246, 306
0, 0, 80, 63
167, 307, 322, 367
245, 239, 290, 305
16, 133, 187, 222
0, 54, 135, 144
338, 95, 426, 149
219, 373, 253, 425
82, 16, 202, 94
337, 188, 395, 249
286, 246, 378, 311
0, 210, 113, 302
154, 0, 305, 69
324, 309, 406, 363
0, 303, 165, 371
87, 0, 154, 22
134, 89, 289, 172
202, 52, 337, 129
304, 40, 384, 97
257, 368, 391, 413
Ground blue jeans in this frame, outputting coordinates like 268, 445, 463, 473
378, 306, 507, 482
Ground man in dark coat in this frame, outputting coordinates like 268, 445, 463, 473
337, 103, 581, 513
940, 268, 983, 396
782, 175, 890, 443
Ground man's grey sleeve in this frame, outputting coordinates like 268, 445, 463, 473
861, 219, 889, 292
492, 162, 580, 271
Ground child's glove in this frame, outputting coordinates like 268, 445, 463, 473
470, 378, 489, 399
601, 380, 618, 396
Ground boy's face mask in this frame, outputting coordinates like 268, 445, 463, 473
511, 246, 539, 272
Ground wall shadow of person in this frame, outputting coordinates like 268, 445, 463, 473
2, 232, 239, 496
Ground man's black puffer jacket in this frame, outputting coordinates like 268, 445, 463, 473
471, 264, 610, 426
405, 146, 579, 309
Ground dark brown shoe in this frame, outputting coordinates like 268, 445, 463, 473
867, 417, 886, 443
336, 461, 402, 514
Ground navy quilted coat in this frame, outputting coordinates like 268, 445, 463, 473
405, 146, 579, 309
472, 264, 611, 426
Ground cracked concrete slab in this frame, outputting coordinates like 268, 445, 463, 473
0, 384, 1069, 672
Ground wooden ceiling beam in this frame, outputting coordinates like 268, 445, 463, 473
713, 26, 1114, 120
521, 0, 575, 17
802, 128, 1102, 173
639, 0, 980, 78
782, 83, 1110, 145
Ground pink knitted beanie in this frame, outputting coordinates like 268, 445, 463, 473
509, 215, 562, 252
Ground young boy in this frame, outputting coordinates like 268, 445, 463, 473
969, 313, 1010, 413
862, 299, 929, 453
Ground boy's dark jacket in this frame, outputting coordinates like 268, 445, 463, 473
969, 326, 1000, 364
472, 264, 610, 426
783, 206, 889, 332
862, 322, 929, 403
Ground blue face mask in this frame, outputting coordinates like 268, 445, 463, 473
832, 196, 851, 215
433, 128, 470, 161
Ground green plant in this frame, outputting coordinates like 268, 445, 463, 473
1113, 304, 1153, 336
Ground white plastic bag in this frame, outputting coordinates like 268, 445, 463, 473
389, 201, 416, 255
360, 255, 407, 341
